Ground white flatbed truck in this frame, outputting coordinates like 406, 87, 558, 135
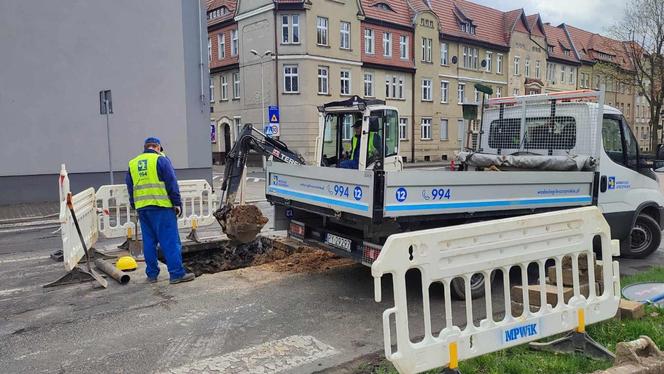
265, 91, 664, 296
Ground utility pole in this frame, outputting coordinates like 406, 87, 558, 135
250, 49, 273, 169
100, 90, 114, 184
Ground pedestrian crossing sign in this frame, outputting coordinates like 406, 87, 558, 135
264, 124, 280, 137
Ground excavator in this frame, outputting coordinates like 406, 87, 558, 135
213, 123, 305, 242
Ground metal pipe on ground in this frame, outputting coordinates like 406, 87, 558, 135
94, 259, 130, 285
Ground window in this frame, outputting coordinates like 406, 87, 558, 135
318, 66, 329, 94
281, 15, 300, 44
284, 65, 299, 93
209, 78, 214, 102
422, 38, 432, 62
513, 88, 519, 96
317, 17, 328, 46
421, 118, 432, 139
221, 75, 228, 100
496, 86, 502, 98
381, 32, 391, 57
513, 56, 520, 75
462, 46, 479, 69
497, 54, 503, 73
234, 117, 242, 140
340, 22, 351, 49
421, 79, 432, 101
340, 70, 351, 95
457, 83, 465, 104
232, 72, 240, 98
525, 59, 530, 77
364, 72, 373, 97
342, 114, 353, 141
535, 60, 540, 79
441, 42, 449, 65
400, 35, 408, 59
569, 67, 575, 84
398, 77, 404, 99
602, 117, 624, 165
457, 119, 465, 143
399, 118, 408, 140
440, 119, 448, 140
560, 65, 566, 83
485, 51, 492, 72
547, 63, 555, 82
218, 33, 225, 59
231, 30, 238, 56
365, 29, 374, 54
474, 88, 480, 103
595, 75, 601, 89
207, 37, 212, 63
460, 21, 476, 35
440, 81, 449, 103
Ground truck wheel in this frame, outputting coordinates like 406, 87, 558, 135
451, 272, 496, 300
623, 214, 661, 259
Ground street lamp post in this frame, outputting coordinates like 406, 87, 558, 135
250, 49, 272, 169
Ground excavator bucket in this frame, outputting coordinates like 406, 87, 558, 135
218, 204, 269, 243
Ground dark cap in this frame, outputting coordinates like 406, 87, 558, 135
352, 120, 362, 128
144, 137, 161, 146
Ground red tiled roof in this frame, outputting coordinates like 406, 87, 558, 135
207, 0, 236, 26
361, 0, 414, 27
526, 14, 545, 38
274, 0, 305, 3
565, 24, 633, 70
406, 0, 431, 13
543, 24, 580, 64
430, 0, 511, 48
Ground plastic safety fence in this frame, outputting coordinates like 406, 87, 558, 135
371, 206, 620, 374
60, 187, 99, 271
96, 180, 218, 239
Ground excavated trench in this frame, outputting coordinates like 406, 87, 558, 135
180, 236, 355, 276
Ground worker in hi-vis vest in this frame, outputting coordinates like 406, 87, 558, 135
125, 137, 195, 284
340, 120, 381, 169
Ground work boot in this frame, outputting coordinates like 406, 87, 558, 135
147, 277, 158, 284
169, 272, 195, 284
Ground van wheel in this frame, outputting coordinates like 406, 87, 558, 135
451, 272, 496, 300
623, 214, 661, 259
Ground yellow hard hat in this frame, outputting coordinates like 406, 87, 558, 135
116, 256, 137, 271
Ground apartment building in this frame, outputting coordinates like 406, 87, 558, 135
359, 1, 415, 160
208, 0, 650, 163
542, 23, 581, 92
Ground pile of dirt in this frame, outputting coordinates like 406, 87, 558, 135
253, 246, 354, 273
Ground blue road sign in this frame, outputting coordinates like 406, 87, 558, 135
268, 106, 279, 124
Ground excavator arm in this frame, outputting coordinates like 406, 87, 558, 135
213, 124, 305, 242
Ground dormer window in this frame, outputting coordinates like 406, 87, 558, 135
547, 45, 554, 53
374, 3, 394, 12
460, 21, 476, 35
207, 7, 228, 20
563, 49, 570, 56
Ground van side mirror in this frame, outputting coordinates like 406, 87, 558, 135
657, 144, 664, 160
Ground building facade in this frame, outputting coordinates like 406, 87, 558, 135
208, 0, 650, 163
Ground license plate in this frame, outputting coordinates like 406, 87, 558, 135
325, 233, 352, 252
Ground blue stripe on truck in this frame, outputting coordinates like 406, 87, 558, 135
385, 196, 592, 212
268, 186, 369, 212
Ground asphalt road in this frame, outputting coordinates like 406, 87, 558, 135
2, 169, 664, 373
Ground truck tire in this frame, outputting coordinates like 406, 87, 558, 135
451, 272, 496, 300
622, 214, 661, 259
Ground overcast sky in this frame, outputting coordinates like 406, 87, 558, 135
472, 0, 629, 34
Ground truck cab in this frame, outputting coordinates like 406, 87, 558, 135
315, 96, 402, 172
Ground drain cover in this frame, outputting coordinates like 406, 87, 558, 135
622, 282, 664, 307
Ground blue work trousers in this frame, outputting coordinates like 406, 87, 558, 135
138, 207, 186, 280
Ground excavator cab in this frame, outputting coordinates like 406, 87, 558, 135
317, 96, 401, 172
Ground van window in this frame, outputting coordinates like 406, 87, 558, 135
622, 119, 639, 169
602, 117, 624, 165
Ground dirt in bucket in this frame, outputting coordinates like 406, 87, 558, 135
226, 205, 269, 226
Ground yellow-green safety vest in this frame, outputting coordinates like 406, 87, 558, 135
350, 133, 376, 160
128, 152, 173, 209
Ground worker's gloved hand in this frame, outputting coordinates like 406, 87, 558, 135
174, 206, 183, 218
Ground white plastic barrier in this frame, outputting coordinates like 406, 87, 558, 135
60, 187, 99, 271
372, 206, 620, 374
96, 180, 218, 239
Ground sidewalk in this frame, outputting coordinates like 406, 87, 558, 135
0, 202, 59, 223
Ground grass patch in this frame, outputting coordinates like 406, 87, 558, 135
353, 266, 664, 374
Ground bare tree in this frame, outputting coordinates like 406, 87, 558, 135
613, 0, 664, 152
